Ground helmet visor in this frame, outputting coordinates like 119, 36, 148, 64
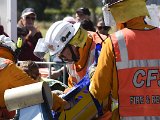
34, 38, 48, 59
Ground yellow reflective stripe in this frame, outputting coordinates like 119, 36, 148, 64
111, 98, 118, 111
112, 102, 118, 111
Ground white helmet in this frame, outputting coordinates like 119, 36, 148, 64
45, 20, 80, 56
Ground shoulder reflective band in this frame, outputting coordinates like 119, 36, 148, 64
115, 30, 160, 70
116, 30, 128, 61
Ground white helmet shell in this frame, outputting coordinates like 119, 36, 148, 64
45, 20, 80, 56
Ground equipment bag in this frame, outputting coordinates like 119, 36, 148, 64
52, 74, 103, 120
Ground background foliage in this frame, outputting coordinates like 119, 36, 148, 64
17, 0, 102, 22
17, 0, 160, 37
17, 0, 103, 36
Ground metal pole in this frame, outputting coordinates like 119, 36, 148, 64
63, 65, 66, 84
7, 0, 17, 42
18, 61, 65, 65
48, 57, 51, 79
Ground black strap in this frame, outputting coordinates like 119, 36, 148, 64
67, 44, 78, 62
96, 31, 105, 42
90, 92, 103, 117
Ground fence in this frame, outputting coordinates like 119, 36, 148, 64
18, 61, 67, 84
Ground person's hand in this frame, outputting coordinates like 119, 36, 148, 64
26, 26, 37, 37
51, 68, 63, 80
52, 90, 64, 96
52, 92, 69, 112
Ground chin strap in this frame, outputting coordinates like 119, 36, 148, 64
67, 44, 78, 62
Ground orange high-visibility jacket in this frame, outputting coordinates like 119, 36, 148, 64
112, 28, 160, 116
0, 57, 37, 108
67, 32, 106, 87
0, 57, 67, 114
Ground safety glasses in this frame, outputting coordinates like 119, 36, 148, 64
58, 45, 69, 62
25, 16, 36, 21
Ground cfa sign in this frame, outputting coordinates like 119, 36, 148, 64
133, 69, 160, 88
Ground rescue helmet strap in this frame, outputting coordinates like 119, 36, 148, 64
67, 44, 78, 62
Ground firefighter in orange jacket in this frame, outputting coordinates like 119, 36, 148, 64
34, 21, 106, 88
67, 30, 106, 87
0, 35, 67, 119
89, 0, 160, 119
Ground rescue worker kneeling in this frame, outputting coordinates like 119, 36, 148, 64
0, 35, 67, 119
89, 0, 160, 119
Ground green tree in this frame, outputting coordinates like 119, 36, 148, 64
17, 0, 61, 21
17, 0, 102, 22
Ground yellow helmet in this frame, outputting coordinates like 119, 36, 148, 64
102, 0, 149, 23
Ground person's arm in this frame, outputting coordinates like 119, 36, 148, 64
25, 26, 42, 45
25, 26, 38, 38
8, 63, 37, 87
50, 66, 65, 80
89, 37, 118, 102
7, 63, 68, 111
52, 92, 69, 111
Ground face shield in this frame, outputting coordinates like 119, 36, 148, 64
34, 38, 48, 59
102, 4, 116, 26
101, 0, 122, 26
145, 4, 160, 27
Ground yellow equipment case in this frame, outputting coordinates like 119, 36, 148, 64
52, 74, 103, 120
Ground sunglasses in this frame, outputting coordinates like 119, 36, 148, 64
25, 16, 36, 21
97, 26, 110, 30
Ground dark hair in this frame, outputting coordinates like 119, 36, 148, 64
76, 7, 91, 16
81, 19, 96, 32
20, 61, 40, 80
